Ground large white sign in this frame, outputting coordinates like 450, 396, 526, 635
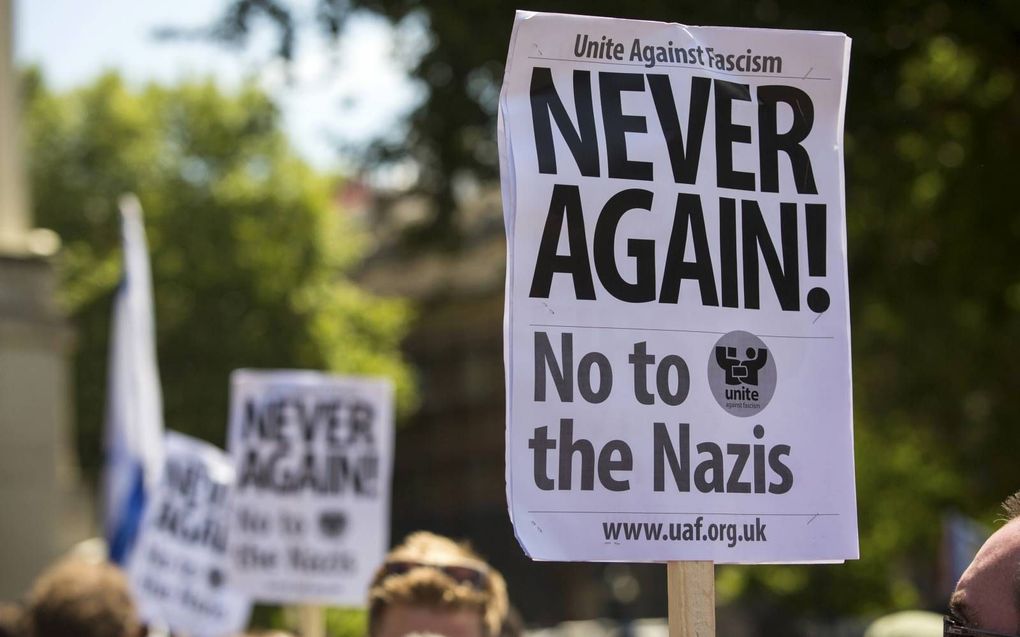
226, 370, 394, 604
498, 11, 857, 563
127, 432, 252, 637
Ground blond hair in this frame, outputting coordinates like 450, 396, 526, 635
25, 559, 140, 637
368, 532, 508, 637
1003, 489, 1020, 520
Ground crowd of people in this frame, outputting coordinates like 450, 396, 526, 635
0, 530, 520, 637
0, 493, 1018, 637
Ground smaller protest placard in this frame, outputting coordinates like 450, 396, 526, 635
226, 369, 394, 605
127, 432, 252, 637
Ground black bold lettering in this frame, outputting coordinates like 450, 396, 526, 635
659, 193, 719, 306
741, 200, 799, 310
720, 197, 739, 308
753, 443, 767, 494
577, 351, 613, 403
593, 188, 656, 303
600, 72, 653, 181
534, 331, 573, 402
768, 445, 793, 494
653, 422, 690, 492
714, 79, 755, 191
694, 442, 725, 492
528, 426, 557, 490
726, 444, 752, 493
530, 68, 599, 176
598, 440, 632, 491
530, 185, 596, 300
655, 355, 690, 406
648, 74, 710, 184
758, 85, 817, 194
557, 418, 595, 490
629, 341, 656, 405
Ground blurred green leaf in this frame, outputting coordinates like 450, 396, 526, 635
24, 70, 416, 481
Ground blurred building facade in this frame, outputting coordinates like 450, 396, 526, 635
0, 0, 88, 599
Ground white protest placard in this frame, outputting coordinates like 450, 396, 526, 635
226, 369, 394, 604
127, 432, 252, 637
498, 11, 856, 563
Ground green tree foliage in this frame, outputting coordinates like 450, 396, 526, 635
200, 0, 1019, 622
22, 70, 414, 481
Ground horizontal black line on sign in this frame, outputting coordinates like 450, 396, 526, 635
528, 323, 835, 340
525, 55, 833, 81
528, 510, 840, 517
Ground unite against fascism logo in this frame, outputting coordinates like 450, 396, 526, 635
708, 331, 777, 417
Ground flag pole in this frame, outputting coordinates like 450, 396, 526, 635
298, 605, 325, 637
667, 561, 715, 637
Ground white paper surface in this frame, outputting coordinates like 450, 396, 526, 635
127, 432, 251, 637
499, 11, 856, 563
226, 369, 394, 604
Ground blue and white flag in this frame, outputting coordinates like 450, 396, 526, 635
103, 194, 165, 564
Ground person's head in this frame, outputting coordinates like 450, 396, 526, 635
0, 602, 25, 637
368, 531, 509, 637
24, 558, 141, 637
864, 610, 942, 637
948, 490, 1020, 636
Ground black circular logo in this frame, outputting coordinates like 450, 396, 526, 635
207, 568, 224, 589
707, 331, 777, 417
318, 510, 349, 538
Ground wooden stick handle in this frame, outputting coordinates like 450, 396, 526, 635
298, 604, 326, 637
667, 561, 715, 637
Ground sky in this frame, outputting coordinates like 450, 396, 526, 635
15, 0, 421, 171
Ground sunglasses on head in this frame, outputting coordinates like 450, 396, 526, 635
945, 614, 1020, 637
381, 560, 489, 590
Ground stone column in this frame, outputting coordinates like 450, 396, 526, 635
0, 0, 28, 254
0, 0, 87, 600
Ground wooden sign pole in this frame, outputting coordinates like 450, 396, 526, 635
297, 605, 326, 637
667, 561, 715, 637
